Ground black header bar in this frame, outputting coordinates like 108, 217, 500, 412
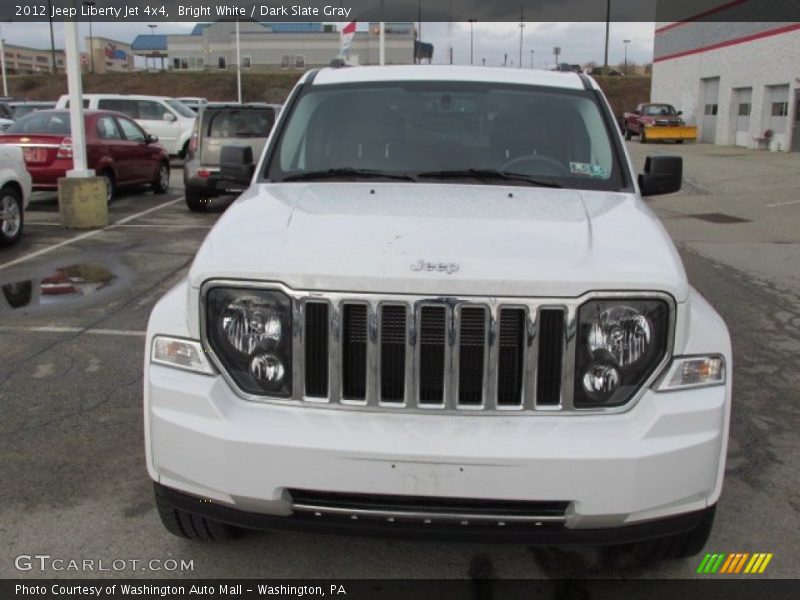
4, 579, 800, 600
4, 0, 800, 23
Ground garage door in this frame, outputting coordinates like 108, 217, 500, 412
733, 88, 752, 147
701, 77, 720, 144
792, 90, 800, 153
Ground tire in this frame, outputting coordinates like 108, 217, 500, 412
154, 484, 240, 542
179, 141, 190, 160
602, 506, 716, 567
624, 127, 632, 141
185, 189, 209, 212
99, 171, 115, 203
152, 161, 170, 194
676, 140, 685, 144
0, 185, 24, 246
640, 130, 648, 144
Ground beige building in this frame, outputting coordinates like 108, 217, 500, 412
155, 22, 415, 72
1, 43, 64, 75
83, 37, 134, 74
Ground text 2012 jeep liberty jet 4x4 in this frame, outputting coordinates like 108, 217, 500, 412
145, 66, 731, 561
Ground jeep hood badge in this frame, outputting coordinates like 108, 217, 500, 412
411, 259, 460, 275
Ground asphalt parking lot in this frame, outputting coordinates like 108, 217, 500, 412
1, 145, 799, 580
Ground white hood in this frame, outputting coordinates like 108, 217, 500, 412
189, 182, 688, 301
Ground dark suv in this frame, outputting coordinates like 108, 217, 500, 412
183, 103, 280, 211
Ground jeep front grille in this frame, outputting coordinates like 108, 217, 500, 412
292, 294, 576, 413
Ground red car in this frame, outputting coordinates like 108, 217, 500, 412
0, 109, 170, 202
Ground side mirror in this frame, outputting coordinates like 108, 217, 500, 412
146, 133, 159, 144
163, 112, 177, 122
639, 155, 682, 197
634, 109, 641, 115
677, 110, 683, 116
220, 145, 255, 186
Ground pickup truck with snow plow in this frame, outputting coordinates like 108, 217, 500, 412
623, 103, 697, 144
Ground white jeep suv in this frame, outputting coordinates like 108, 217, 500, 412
144, 66, 731, 560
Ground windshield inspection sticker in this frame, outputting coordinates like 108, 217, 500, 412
570, 162, 609, 178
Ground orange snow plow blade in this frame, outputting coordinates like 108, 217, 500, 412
644, 126, 698, 142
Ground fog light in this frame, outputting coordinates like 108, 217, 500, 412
657, 356, 725, 391
582, 362, 621, 401
151, 336, 214, 375
250, 353, 285, 387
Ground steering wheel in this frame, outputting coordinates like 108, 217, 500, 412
501, 154, 569, 177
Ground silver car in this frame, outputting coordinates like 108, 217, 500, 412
183, 103, 280, 211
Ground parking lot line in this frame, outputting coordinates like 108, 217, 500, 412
766, 198, 800, 208
0, 326, 145, 337
26, 222, 212, 230
0, 197, 183, 273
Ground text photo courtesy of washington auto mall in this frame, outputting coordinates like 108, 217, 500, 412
1, 0, 800, 598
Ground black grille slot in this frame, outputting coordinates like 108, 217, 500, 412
497, 308, 526, 406
536, 309, 565, 406
290, 489, 569, 517
342, 304, 368, 400
380, 305, 406, 402
418, 306, 447, 405
304, 303, 329, 398
458, 307, 486, 406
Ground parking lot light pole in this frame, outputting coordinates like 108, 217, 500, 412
468, 19, 476, 66
603, 0, 611, 75
147, 24, 157, 71
64, 21, 91, 177
48, 0, 57, 73
624, 39, 631, 75
0, 32, 7, 98
235, 20, 242, 103
83, 1, 96, 74
60, 16, 106, 229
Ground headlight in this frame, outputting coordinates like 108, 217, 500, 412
574, 299, 670, 408
206, 287, 292, 397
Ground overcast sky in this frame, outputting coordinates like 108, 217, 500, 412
0, 21, 654, 68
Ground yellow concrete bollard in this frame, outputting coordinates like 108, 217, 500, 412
57, 176, 108, 229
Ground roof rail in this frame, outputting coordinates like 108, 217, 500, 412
577, 73, 594, 91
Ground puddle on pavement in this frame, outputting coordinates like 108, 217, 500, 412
1, 264, 117, 310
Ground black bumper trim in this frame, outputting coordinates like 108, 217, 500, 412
155, 483, 711, 545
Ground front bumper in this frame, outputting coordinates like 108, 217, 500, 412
146, 363, 727, 532
155, 482, 715, 545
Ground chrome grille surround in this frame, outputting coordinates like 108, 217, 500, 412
200, 281, 676, 416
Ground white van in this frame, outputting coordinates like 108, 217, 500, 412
55, 94, 196, 157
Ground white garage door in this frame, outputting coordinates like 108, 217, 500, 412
701, 77, 720, 144
733, 88, 752, 147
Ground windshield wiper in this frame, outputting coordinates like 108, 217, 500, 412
280, 168, 416, 182
416, 169, 562, 188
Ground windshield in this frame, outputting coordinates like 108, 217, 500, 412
6, 112, 70, 134
166, 99, 197, 119
11, 105, 50, 119
643, 104, 677, 116
266, 82, 625, 191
